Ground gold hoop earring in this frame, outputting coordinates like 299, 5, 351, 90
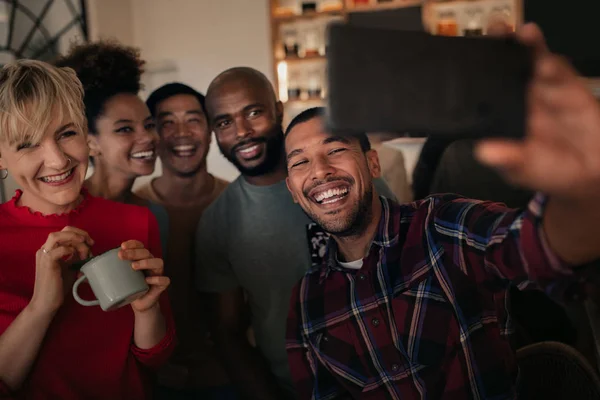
0, 169, 7, 180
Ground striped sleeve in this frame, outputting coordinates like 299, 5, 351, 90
428, 193, 571, 289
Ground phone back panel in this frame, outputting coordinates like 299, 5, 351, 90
325, 24, 532, 138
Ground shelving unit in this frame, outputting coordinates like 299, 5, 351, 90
270, 0, 342, 126
273, 9, 344, 21
285, 97, 326, 106
276, 54, 326, 63
269, 0, 524, 125
346, 0, 424, 13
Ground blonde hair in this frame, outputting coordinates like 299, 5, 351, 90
0, 59, 86, 146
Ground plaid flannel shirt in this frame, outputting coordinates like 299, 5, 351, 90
286, 194, 570, 400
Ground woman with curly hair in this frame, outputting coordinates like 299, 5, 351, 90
55, 41, 169, 253
0, 59, 175, 398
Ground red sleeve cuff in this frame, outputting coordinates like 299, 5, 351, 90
130, 295, 177, 369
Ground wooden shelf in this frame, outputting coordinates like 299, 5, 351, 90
284, 97, 325, 107
277, 54, 326, 63
272, 9, 344, 22
346, 0, 423, 13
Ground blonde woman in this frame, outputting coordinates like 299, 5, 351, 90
0, 60, 175, 399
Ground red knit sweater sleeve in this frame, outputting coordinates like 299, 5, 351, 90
129, 209, 176, 369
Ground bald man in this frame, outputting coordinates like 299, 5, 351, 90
195, 68, 394, 399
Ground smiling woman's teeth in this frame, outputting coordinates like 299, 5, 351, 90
41, 168, 73, 183
131, 150, 154, 159
315, 187, 348, 203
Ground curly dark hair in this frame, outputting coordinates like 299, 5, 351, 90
54, 40, 145, 134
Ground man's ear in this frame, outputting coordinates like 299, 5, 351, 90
275, 101, 284, 123
88, 135, 101, 157
285, 176, 299, 203
366, 149, 382, 179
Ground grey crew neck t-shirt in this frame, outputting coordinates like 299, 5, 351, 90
196, 177, 311, 396
195, 176, 395, 397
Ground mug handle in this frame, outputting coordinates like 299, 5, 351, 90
72, 275, 100, 307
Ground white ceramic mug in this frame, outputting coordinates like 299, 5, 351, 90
72, 248, 149, 311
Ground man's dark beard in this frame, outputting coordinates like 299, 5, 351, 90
219, 125, 284, 177
334, 185, 373, 238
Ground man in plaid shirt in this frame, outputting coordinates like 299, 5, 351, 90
284, 24, 600, 399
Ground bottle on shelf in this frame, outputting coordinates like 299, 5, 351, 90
300, 21, 321, 57
317, 20, 327, 56
287, 68, 302, 101
301, 1, 317, 13
436, 9, 458, 36
299, 68, 309, 101
306, 65, 323, 99
464, 6, 484, 37
317, 17, 339, 56
281, 24, 300, 57
486, 4, 514, 35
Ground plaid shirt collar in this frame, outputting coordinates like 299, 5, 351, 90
317, 196, 398, 284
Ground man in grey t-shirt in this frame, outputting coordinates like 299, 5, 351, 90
196, 67, 395, 399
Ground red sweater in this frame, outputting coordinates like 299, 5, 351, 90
0, 190, 176, 399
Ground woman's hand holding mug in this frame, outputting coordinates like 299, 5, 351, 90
118, 240, 170, 314
30, 226, 94, 315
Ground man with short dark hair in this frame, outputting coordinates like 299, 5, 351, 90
135, 82, 232, 399
284, 25, 600, 399
195, 68, 395, 399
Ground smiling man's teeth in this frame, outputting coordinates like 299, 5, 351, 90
173, 145, 195, 152
315, 187, 348, 203
131, 150, 154, 159
41, 168, 73, 183
239, 145, 259, 154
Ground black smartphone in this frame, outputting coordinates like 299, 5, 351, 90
325, 23, 533, 139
